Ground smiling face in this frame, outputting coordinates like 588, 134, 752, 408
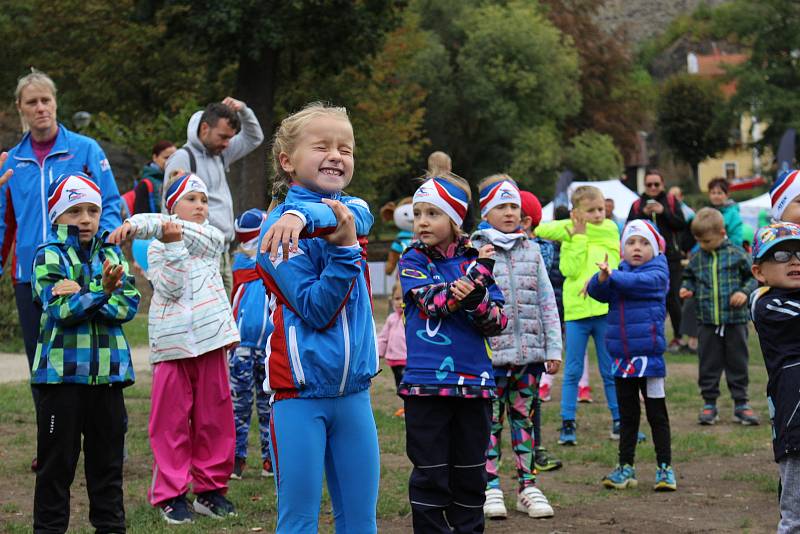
623, 235, 655, 267
17, 83, 58, 141
752, 241, 800, 289
173, 191, 209, 224
413, 202, 456, 249
578, 196, 606, 225
708, 186, 728, 207
644, 173, 664, 198
55, 202, 100, 246
484, 203, 521, 233
280, 116, 355, 194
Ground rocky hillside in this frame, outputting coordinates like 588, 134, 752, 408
596, 0, 730, 45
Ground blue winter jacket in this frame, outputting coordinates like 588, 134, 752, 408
0, 125, 122, 283
256, 185, 377, 400
587, 254, 669, 378
231, 251, 272, 350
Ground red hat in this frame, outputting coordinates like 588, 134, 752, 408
519, 191, 542, 227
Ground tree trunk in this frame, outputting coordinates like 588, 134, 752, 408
229, 47, 279, 214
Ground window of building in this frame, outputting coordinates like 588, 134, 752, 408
724, 162, 737, 180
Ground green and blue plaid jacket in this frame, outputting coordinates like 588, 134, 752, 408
681, 239, 756, 325
31, 224, 139, 385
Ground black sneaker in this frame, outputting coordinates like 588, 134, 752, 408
534, 447, 562, 472
194, 490, 236, 519
160, 495, 194, 524
230, 456, 246, 480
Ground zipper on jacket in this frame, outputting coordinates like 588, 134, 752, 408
711, 251, 720, 325
287, 325, 306, 386
339, 308, 351, 395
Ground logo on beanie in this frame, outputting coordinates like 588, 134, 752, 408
66, 188, 89, 201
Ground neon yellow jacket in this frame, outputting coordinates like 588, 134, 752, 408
535, 218, 620, 321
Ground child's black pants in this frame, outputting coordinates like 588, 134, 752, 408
615, 377, 671, 466
404, 395, 491, 534
33, 384, 126, 534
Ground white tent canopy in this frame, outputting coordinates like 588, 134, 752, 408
541, 179, 640, 222
738, 192, 770, 230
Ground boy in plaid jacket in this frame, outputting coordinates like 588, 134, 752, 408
32, 173, 139, 533
679, 208, 758, 427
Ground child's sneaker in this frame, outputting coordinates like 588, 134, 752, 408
539, 383, 551, 402
534, 447, 562, 472
578, 386, 593, 403
261, 458, 274, 478
610, 420, 620, 440
160, 495, 194, 524
230, 456, 246, 480
698, 404, 719, 425
733, 404, 760, 426
654, 463, 677, 491
602, 464, 637, 489
558, 420, 577, 446
193, 490, 236, 519
484, 488, 507, 519
516, 486, 554, 518
394, 407, 405, 417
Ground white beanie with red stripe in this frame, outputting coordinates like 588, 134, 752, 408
621, 219, 665, 256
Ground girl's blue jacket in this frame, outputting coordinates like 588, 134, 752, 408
256, 185, 377, 400
587, 254, 669, 378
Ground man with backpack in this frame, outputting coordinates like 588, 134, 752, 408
627, 169, 687, 352
164, 97, 264, 293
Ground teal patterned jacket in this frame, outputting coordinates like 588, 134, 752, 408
31, 224, 139, 385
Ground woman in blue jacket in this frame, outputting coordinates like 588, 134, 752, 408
587, 220, 676, 492
0, 70, 121, 410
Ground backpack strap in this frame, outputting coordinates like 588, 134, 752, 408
180, 146, 197, 174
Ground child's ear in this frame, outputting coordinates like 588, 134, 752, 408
520, 215, 533, 230
278, 152, 295, 174
751, 263, 766, 284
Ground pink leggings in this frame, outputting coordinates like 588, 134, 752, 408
148, 348, 235, 505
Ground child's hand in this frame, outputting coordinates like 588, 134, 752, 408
0, 152, 13, 187
679, 288, 693, 299
478, 244, 495, 259
596, 253, 611, 283
451, 278, 475, 302
52, 279, 81, 296
321, 199, 357, 247
160, 221, 183, 243
545, 360, 561, 374
729, 291, 747, 308
260, 213, 305, 261
570, 210, 586, 235
579, 279, 591, 299
101, 259, 125, 295
107, 222, 136, 245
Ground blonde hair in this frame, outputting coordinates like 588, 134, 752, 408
477, 173, 516, 191
15, 69, 57, 133
691, 207, 725, 237
269, 102, 352, 209
427, 151, 452, 177
571, 185, 603, 209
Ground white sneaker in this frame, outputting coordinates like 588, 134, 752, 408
484, 488, 507, 519
516, 486, 554, 518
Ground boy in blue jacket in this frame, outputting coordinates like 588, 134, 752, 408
229, 209, 273, 480
587, 220, 676, 491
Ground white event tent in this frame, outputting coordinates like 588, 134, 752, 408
541, 179, 640, 222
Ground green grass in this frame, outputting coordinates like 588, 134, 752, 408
0, 322, 779, 532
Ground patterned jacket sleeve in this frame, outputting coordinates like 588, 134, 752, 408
127, 213, 225, 260
739, 251, 757, 296
461, 259, 507, 336
95, 251, 140, 324
33, 247, 110, 327
681, 254, 698, 293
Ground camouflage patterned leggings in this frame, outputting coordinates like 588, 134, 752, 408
229, 347, 271, 461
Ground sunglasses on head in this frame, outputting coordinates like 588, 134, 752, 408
765, 250, 800, 263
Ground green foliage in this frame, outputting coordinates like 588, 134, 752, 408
657, 74, 733, 176
564, 130, 624, 181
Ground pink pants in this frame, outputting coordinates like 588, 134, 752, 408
148, 348, 235, 506
539, 351, 590, 388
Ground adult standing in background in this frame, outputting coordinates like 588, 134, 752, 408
627, 169, 687, 352
132, 140, 176, 214
164, 98, 264, 293
0, 70, 122, 409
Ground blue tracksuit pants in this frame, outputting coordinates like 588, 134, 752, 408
269, 389, 380, 533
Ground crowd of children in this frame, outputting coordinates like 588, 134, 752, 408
17, 100, 800, 533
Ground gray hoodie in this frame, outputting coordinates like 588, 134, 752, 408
164, 106, 264, 243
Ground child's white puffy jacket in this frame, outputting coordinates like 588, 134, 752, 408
127, 213, 239, 363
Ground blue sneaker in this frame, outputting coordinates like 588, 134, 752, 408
602, 464, 637, 489
654, 463, 677, 491
610, 420, 620, 440
558, 420, 577, 446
